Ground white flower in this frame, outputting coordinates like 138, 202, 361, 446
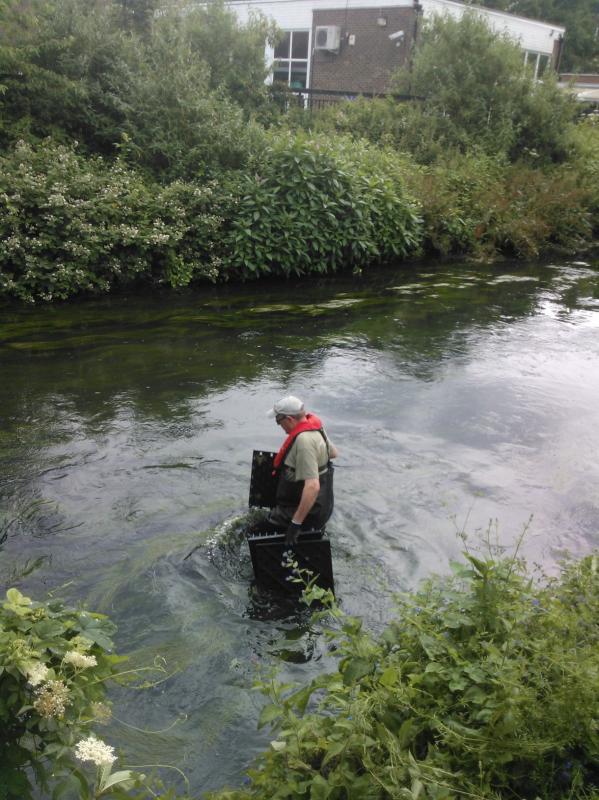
270, 740, 286, 751
27, 663, 49, 687
75, 735, 117, 766
63, 651, 97, 669
33, 680, 70, 718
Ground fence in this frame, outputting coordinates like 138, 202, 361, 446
271, 86, 419, 111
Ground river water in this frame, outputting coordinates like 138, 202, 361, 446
1, 258, 599, 794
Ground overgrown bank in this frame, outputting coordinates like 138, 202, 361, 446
3, 552, 599, 799
2, 120, 599, 303
208, 552, 599, 800
1, 1, 599, 303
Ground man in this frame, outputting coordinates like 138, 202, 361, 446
251, 395, 337, 545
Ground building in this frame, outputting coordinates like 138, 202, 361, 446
559, 74, 599, 107
226, 0, 565, 95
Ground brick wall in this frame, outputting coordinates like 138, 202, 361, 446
311, 6, 418, 94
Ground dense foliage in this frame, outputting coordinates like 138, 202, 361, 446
0, 140, 223, 302
209, 552, 599, 800
393, 12, 577, 162
0, 0, 274, 175
0, 588, 137, 799
222, 134, 422, 278
0, 134, 424, 301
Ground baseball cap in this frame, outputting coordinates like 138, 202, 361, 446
266, 395, 305, 418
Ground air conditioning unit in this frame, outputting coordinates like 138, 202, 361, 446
314, 25, 341, 53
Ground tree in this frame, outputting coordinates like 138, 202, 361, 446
394, 11, 577, 162
0, 0, 276, 175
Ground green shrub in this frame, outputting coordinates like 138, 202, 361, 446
209, 553, 599, 800
284, 98, 454, 165
0, 139, 223, 302
569, 115, 599, 227
0, 587, 135, 799
404, 151, 594, 259
402, 152, 503, 257
220, 132, 422, 279
0, 0, 275, 177
392, 11, 578, 164
481, 164, 594, 258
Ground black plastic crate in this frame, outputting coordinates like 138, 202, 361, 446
247, 530, 334, 595
249, 450, 278, 509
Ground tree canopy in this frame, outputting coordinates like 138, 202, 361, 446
0, 0, 277, 175
394, 11, 577, 161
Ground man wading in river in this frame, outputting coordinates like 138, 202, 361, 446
249, 396, 337, 545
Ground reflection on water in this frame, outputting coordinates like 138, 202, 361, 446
2, 257, 599, 792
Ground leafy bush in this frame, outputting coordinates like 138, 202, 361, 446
220, 132, 422, 279
569, 115, 599, 226
0, 0, 273, 177
392, 11, 577, 163
209, 552, 599, 800
402, 152, 503, 257
0, 139, 223, 302
403, 150, 595, 259
0, 587, 135, 799
481, 164, 594, 258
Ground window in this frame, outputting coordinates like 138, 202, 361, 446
273, 31, 309, 89
524, 50, 551, 80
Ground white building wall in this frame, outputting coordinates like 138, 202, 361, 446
228, 0, 413, 29
420, 0, 564, 55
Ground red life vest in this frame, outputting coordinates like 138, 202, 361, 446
272, 413, 323, 473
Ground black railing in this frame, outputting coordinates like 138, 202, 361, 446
283, 87, 420, 110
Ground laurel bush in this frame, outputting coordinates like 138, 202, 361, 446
220, 132, 422, 279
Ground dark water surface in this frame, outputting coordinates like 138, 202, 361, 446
2, 258, 599, 793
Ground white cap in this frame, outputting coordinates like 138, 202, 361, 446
266, 395, 305, 418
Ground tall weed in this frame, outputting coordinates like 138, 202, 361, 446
209, 553, 599, 800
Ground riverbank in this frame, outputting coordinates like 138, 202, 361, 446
1, 125, 599, 304
208, 551, 599, 800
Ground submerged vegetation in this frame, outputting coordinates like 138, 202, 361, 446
0, 0, 599, 301
3, 551, 599, 799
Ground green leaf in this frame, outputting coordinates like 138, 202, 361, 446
6, 589, 31, 606
398, 718, 417, 749
342, 657, 373, 686
258, 703, 282, 729
100, 770, 135, 792
379, 666, 399, 687
321, 740, 345, 766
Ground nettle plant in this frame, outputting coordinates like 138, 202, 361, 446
209, 551, 599, 800
0, 588, 145, 799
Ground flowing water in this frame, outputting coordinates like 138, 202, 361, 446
1, 258, 599, 794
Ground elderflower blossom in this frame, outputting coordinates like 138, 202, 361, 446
33, 680, 71, 718
63, 650, 97, 669
27, 662, 50, 687
75, 735, 117, 766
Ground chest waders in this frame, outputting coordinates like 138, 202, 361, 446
274, 430, 334, 529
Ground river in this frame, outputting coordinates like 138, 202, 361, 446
1, 258, 599, 794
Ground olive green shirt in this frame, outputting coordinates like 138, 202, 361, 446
284, 430, 332, 481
